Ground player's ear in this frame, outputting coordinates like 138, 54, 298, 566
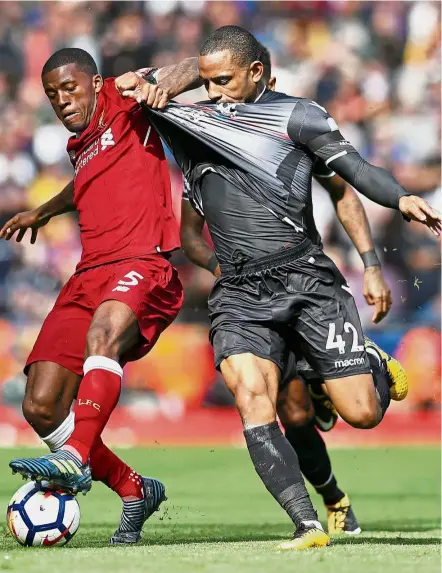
250, 61, 264, 84
268, 76, 276, 91
93, 74, 104, 94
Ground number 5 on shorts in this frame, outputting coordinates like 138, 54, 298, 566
112, 271, 144, 293
326, 322, 364, 355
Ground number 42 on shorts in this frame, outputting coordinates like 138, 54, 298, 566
326, 322, 364, 355
112, 271, 144, 293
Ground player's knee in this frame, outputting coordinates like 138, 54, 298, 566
85, 325, 119, 359
22, 395, 58, 435
344, 406, 379, 430
279, 402, 314, 429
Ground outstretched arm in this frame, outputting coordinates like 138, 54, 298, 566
329, 152, 441, 235
0, 180, 75, 244
317, 173, 392, 323
180, 199, 220, 277
291, 100, 442, 236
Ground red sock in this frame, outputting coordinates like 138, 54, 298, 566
64, 356, 122, 463
89, 438, 144, 500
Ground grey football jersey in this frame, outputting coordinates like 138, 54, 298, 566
146, 90, 356, 262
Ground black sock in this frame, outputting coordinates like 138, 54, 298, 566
244, 422, 318, 527
367, 349, 391, 417
285, 420, 345, 505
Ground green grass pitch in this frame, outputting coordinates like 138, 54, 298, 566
0, 446, 440, 573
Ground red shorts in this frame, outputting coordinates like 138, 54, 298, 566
25, 255, 183, 377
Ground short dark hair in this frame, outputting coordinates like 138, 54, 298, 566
259, 45, 271, 80
41, 48, 98, 78
200, 26, 262, 67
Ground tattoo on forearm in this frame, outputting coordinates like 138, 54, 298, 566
159, 58, 202, 96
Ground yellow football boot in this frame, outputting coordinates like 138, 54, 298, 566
365, 336, 408, 401
326, 494, 361, 536
277, 523, 330, 550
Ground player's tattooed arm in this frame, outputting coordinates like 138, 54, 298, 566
153, 57, 203, 96
318, 173, 392, 323
180, 199, 220, 278
116, 58, 202, 110
0, 180, 75, 244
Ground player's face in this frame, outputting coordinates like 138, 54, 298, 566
42, 64, 103, 133
198, 50, 264, 103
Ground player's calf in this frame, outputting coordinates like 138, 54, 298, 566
221, 354, 326, 539
22, 362, 81, 438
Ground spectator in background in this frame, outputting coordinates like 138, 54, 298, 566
0, 0, 439, 410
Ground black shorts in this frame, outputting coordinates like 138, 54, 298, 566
280, 351, 320, 387
209, 242, 371, 381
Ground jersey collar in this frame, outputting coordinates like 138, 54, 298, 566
254, 86, 267, 102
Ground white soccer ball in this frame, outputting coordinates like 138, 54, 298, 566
6, 482, 80, 547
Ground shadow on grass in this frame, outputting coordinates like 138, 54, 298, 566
59, 522, 441, 549
358, 519, 441, 533
333, 537, 441, 547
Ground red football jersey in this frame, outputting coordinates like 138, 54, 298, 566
67, 78, 180, 272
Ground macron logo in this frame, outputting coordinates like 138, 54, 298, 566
334, 357, 366, 368
101, 128, 115, 150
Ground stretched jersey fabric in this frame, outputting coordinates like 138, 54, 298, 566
67, 78, 179, 272
145, 90, 357, 262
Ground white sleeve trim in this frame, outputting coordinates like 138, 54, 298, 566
315, 171, 336, 179
325, 150, 347, 166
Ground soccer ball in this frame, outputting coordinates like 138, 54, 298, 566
7, 482, 80, 547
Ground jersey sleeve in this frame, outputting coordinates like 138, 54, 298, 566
103, 70, 159, 114
287, 100, 357, 169
182, 176, 190, 201
312, 158, 335, 179
182, 176, 204, 217
288, 100, 409, 210
102, 77, 142, 113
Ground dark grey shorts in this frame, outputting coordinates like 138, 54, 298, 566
209, 245, 370, 382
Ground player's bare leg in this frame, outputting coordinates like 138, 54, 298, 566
54, 300, 140, 471
11, 301, 166, 541
82, 300, 166, 541
325, 373, 382, 429
278, 378, 361, 535
22, 361, 80, 442
10, 361, 90, 490
221, 353, 329, 550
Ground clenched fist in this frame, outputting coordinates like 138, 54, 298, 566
115, 73, 171, 110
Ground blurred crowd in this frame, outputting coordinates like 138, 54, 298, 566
0, 1, 440, 409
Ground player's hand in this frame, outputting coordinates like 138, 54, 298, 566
363, 266, 392, 324
0, 209, 48, 244
399, 195, 442, 236
124, 83, 171, 110
115, 72, 141, 95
